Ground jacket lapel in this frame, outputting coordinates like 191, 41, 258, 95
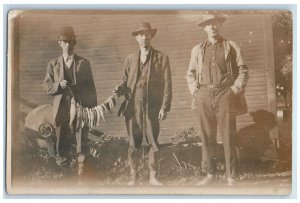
198, 41, 206, 81
74, 54, 83, 84
199, 41, 206, 62
130, 50, 140, 90
224, 40, 231, 61
147, 47, 156, 82
58, 55, 65, 81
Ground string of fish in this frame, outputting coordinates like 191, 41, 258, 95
69, 95, 117, 130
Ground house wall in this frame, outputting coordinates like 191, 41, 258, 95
16, 10, 277, 143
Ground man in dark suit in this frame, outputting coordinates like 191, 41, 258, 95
114, 22, 172, 185
187, 14, 249, 186
43, 26, 97, 175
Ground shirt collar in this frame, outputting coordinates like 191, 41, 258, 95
140, 46, 152, 56
206, 37, 223, 47
63, 53, 75, 62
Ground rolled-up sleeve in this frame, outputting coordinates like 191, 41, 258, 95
187, 45, 199, 96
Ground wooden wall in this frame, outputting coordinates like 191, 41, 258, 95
15, 10, 277, 143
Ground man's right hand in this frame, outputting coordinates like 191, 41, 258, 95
113, 85, 122, 97
59, 80, 68, 89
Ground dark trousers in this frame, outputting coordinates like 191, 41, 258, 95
55, 99, 72, 158
125, 85, 160, 172
194, 86, 237, 178
125, 116, 159, 172
55, 99, 88, 158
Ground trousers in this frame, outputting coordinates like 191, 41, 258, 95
125, 108, 159, 171
194, 86, 237, 178
55, 98, 89, 158
125, 82, 159, 172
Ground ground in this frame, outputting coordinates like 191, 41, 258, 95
9, 116, 292, 195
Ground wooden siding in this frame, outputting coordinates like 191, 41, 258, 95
16, 11, 276, 143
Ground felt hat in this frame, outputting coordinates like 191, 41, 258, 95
197, 14, 226, 27
57, 26, 77, 41
132, 22, 157, 37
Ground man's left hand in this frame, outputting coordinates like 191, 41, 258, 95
158, 109, 167, 122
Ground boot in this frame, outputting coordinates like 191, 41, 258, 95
149, 171, 163, 186
55, 156, 67, 167
77, 154, 86, 176
127, 169, 137, 186
197, 174, 214, 186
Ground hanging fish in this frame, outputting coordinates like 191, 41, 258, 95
107, 97, 114, 109
81, 108, 86, 128
111, 97, 116, 107
91, 108, 96, 127
104, 101, 111, 113
101, 103, 107, 112
82, 108, 87, 126
95, 106, 101, 126
89, 108, 94, 128
86, 107, 90, 128
98, 105, 105, 121
92, 107, 96, 126
94, 106, 101, 126
69, 97, 76, 126
69, 94, 118, 130
76, 103, 80, 131
76, 104, 82, 131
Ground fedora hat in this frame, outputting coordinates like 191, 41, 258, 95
197, 14, 226, 27
132, 22, 157, 37
56, 26, 77, 41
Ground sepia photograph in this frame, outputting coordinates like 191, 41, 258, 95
6, 9, 293, 195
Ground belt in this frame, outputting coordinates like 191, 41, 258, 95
199, 84, 229, 89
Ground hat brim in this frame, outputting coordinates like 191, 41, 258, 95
56, 35, 77, 41
132, 28, 157, 37
198, 17, 226, 27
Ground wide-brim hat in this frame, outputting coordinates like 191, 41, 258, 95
197, 14, 226, 27
132, 22, 157, 37
56, 26, 77, 41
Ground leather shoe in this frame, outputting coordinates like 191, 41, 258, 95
55, 156, 67, 167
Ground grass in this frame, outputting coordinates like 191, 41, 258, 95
11, 118, 292, 188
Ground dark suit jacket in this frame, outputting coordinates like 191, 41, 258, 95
118, 48, 172, 118
43, 54, 97, 126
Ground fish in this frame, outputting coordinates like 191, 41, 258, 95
98, 105, 105, 121
86, 108, 90, 128
94, 106, 100, 126
89, 108, 94, 128
101, 103, 107, 112
111, 97, 116, 107
107, 97, 114, 109
69, 97, 76, 126
77, 104, 83, 131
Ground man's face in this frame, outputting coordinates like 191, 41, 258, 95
58, 39, 76, 55
135, 31, 152, 48
203, 21, 221, 38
